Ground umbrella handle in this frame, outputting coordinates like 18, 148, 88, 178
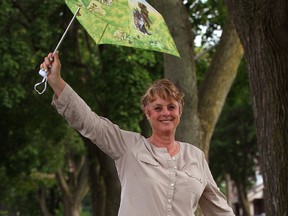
34, 69, 48, 94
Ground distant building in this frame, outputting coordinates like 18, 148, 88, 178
230, 173, 265, 216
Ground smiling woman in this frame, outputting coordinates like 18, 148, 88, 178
40, 52, 235, 215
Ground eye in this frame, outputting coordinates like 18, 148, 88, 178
168, 104, 176, 110
154, 107, 162, 111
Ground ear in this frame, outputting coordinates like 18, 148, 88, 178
146, 113, 150, 120
179, 106, 183, 116
145, 110, 150, 120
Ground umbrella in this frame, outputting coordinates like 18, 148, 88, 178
34, 0, 179, 94
66, 0, 179, 57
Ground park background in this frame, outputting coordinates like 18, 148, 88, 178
0, 0, 287, 215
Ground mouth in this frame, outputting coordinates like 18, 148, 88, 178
159, 119, 173, 123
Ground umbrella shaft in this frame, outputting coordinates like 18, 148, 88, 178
53, 7, 81, 55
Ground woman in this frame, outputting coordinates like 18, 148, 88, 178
40, 52, 235, 216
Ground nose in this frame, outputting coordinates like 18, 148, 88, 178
161, 107, 170, 116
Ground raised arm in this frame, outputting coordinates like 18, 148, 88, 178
40, 52, 140, 160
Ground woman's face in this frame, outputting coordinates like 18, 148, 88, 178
146, 94, 182, 136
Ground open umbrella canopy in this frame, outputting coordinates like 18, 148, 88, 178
65, 0, 180, 57
34, 0, 180, 94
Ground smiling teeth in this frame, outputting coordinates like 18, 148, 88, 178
161, 120, 172, 122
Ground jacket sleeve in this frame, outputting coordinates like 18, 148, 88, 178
51, 83, 140, 160
199, 153, 235, 216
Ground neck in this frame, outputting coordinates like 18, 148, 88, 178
148, 135, 179, 156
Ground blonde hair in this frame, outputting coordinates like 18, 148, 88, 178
140, 79, 184, 112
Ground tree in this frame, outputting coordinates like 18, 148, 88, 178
0, 1, 92, 215
54, 129, 89, 216
225, 1, 288, 215
0, 1, 61, 214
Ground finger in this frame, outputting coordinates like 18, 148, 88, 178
44, 57, 52, 69
44, 57, 50, 64
40, 64, 47, 71
53, 51, 59, 62
52, 51, 61, 68
48, 53, 54, 63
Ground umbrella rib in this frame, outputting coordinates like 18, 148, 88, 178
97, 23, 109, 45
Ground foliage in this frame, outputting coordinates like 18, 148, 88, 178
194, 46, 214, 83
0, 0, 81, 214
185, 0, 227, 46
97, 45, 161, 131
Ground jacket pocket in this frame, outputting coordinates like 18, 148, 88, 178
185, 171, 203, 184
137, 153, 159, 166
182, 169, 204, 197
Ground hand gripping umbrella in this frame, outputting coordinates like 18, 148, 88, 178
34, 0, 180, 94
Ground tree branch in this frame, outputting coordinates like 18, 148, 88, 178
198, 16, 244, 157
56, 169, 71, 200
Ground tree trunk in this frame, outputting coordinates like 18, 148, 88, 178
38, 187, 53, 216
95, 148, 121, 216
84, 135, 121, 216
85, 140, 106, 216
55, 155, 89, 216
198, 17, 244, 156
225, 173, 232, 206
236, 183, 251, 216
62, 198, 81, 216
225, 0, 288, 215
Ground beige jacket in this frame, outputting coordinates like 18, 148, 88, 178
52, 84, 235, 216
